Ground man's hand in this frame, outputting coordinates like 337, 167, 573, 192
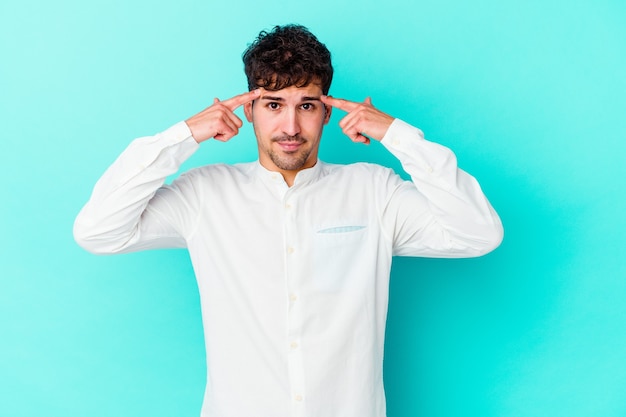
185, 89, 261, 143
320, 95, 395, 144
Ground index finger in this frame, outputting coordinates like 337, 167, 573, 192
222, 89, 261, 111
320, 95, 359, 112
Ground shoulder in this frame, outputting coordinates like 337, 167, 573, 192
178, 161, 256, 181
317, 161, 407, 195
321, 161, 398, 180
167, 162, 257, 195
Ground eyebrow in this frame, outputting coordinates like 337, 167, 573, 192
261, 95, 321, 102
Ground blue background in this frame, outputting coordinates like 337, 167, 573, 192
1, 0, 625, 416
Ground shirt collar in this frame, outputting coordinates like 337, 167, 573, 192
255, 159, 326, 189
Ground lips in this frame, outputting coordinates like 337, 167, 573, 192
277, 141, 303, 152
273, 137, 305, 152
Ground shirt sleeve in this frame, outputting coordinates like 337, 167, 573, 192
73, 121, 201, 254
379, 119, 504, 258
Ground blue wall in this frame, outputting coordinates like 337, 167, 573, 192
1, 0, 625, 416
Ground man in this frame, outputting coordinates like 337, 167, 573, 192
74, 24, 503, 417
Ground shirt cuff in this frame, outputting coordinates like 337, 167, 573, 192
380, 118, 457, 184
380, 118, 425, 147
158, 121, 199, 149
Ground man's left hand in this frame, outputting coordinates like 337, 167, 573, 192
320, 95, 395, 144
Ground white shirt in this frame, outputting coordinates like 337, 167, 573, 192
74, 119, 503, 417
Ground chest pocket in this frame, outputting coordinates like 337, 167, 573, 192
312, 225, 368, 292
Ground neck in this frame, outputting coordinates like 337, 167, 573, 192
259, 160, 317, 187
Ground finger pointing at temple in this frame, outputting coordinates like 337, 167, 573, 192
321, 95, 395, 143
186, 89, 261, 143
222, 89, 262, 111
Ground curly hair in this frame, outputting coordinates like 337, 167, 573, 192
242, 24, 333, 94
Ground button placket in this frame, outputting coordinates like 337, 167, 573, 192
283, 193, 306, 414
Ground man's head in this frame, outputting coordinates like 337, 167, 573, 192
242, 25, 334, 185
242, 24, 333, 95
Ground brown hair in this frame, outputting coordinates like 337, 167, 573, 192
242, 24, 333, 94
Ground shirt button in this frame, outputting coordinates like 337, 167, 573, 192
290, 341, 299, 350
287, 246, 295, 254
289, 294, 298, 302
285, 203, 292, 210
294, 394, 303, 402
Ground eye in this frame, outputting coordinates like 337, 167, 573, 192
300, 103, 316, 111
267, 102, 281, 110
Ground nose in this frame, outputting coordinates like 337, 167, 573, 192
280, 108, 301, 137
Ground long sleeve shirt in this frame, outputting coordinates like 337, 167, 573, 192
74, 118, 503, 417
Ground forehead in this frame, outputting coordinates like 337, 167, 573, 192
259, 83, 323, 101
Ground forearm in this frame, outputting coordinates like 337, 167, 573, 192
73, 122, 199, 254
381, 119, 503, 257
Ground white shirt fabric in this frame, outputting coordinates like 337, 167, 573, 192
74, 118, 503, 417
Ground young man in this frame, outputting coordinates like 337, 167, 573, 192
74, 24, 503, 417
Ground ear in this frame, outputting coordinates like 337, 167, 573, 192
323, 104, 332, 125
244, 101, 253, 122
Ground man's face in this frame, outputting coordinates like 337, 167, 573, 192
244, 83, 331, 178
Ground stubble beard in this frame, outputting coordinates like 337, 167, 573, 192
267, 135, 313, 171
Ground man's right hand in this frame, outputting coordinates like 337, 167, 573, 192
185, 89, 260, 143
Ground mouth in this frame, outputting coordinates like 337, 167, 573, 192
273, 137, 305, 153
277, 141, 303, 152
